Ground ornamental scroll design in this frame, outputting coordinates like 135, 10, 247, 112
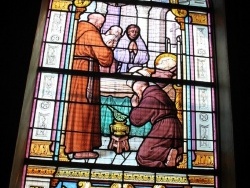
177, 153, 187, 169
124, 172, 155, 183
193, 151, 214, 167
91, 170, 123, 181
189, 175, 214, 186
189, 12, 208, 25
55, 167, 90, 178
156, 174, 189, 184
51, 0, 72, 10
27, 165, 217, 186
27, 165, 56, 177
55, 168, 189, 184
30, 140, 53, 157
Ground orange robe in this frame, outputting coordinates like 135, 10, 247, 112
65, 21, 113, 154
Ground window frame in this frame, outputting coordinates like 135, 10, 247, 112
9, 0, 236, 187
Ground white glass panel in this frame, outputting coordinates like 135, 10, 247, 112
195, 86, 212, 111
195, 57, 211, 82
38, 73, 58, 99
196, 112, 213, 151
25, 177, 51, 188
32, 100, 55, 140
46, 11, 67, 43
43, 43, 62, 68
193, 25, 209, 57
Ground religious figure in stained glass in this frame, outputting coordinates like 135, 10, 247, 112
129, 69, 183, 168
114, 24, 149, 72
65, 12, 114, 159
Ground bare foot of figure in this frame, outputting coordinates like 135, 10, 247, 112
74, 151, 99, 159
165, 149, 177, 167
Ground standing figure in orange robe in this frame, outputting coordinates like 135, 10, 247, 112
65, 13, 113, 159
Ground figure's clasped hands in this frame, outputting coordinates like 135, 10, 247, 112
131, 94, 139, 107
129, 41, 138, 54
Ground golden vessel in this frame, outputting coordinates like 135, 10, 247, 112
110, 120, 130, 136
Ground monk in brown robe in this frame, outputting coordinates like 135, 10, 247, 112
129, 81, 183, 167
65, 13, 113, 159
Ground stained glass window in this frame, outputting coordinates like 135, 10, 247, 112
10, 0, 231, 187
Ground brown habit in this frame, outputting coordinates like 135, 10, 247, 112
65, 21, 113, 154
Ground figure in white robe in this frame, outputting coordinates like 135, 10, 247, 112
114, 24, 149, 73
